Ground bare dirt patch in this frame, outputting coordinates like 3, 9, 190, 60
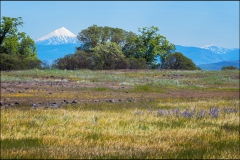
1, 78, 239, 109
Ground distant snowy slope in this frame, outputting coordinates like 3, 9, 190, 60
175, 45, 239, 65
36, 27, 79, 45
200, 44, 232, 54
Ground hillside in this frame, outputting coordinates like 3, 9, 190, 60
197, 60, 240, 70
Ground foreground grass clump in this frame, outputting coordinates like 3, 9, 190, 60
1, 99, 239, 159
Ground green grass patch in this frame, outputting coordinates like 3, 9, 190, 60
132, 84, 166, 93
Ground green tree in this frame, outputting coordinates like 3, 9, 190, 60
0, 17, 23, 46
127, 57, 148, 69
76, 25, 138, 55
136, 26, 175, 67
0, 16, 41, 70
162, 52, 197, 70
1, 16, 37, 56
91, 42, 128, 70
18, 32, 37, 56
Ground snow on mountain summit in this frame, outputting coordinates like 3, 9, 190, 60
201, 44, 231, 54
36, 27, 79, 45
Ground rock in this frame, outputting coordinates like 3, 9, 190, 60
63, 100, 69, 104
71, 100, 77, 104
50, 103, 59, 109
109, 99, 115, 103
127, 97, 135, 102
31, 103, 39, 107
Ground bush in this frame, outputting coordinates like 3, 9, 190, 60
53, 43, 150, 70
162, 52, 197, 70
221, 66, 239, 70
0, 53, 42, 71
127, 57, 148, 69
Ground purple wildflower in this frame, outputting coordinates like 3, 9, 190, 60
209, 106, 219, 118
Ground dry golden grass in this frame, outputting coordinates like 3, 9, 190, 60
1, 99, 239, 159
1, 69, 239, 159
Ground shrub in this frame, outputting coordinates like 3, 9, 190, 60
0, 53, 42, 71
127, 57, 148, 69
221, 66, 239, 70
162, 52, 197, 70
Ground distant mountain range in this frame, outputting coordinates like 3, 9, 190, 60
35, 27, 239, 70
200, 44, 234, 54
197, 60, 239, 70
175, 45, 239, 65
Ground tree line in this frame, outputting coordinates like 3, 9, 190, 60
53, 25, 198, 70
1, 16, 198, 71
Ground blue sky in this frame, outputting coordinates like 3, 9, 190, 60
1, 1, 239, 48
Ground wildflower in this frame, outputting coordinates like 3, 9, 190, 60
209, 106, 219, 118
228, 106, 238, 113
181, 109, 193, 118
172, 108, 180, 116
157, 109, 164, 116
199, 110, 205, 118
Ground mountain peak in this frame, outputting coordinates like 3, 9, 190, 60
200, 44, 230, 54
36, 27, 79, 45
201, 44, 218, 49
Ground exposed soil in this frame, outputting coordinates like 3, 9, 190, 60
1, 77, 239, 109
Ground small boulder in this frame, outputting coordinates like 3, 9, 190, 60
109, 99, 115, 103
71, 100, 78, 104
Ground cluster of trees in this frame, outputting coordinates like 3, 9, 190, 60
1, 16, 198, 71
162, 52, 198, 70
221, 66, 239, 70
0, 17, 41, 70
53, 25, 198, 70
52, 47, 148, 70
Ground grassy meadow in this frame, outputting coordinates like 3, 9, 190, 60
1, 69, 239, 159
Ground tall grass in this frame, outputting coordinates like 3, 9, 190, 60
1, 69, 239, 159
1, 99, 239, 159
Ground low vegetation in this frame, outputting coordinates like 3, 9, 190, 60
222, 65, 239, 70
1, 69, 239, 159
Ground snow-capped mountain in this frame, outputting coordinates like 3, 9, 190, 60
200, 44, 231, 54
175, 45, 239, 65
36, 27, 79, 45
